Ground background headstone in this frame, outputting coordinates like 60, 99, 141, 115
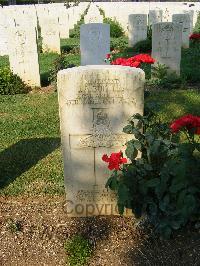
80, 23, 110, 66
84, 4, 103, 24
149, 10, 163, 25
39, 15, 61, 54
172, 14, 191, 48
7, 18, 40, 87
128, 14, 147, 47
152, 22, 182, 75
57, 65, 145, 217
183, 10, 194, 31
0, 8, 8, 56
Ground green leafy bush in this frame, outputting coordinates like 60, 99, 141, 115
69, 21, 83, 38
194, 12, 200, 33
0, 0, 8, 6
61, 38, 80, 53
104, 17, 124, 38
0, 67, 30, 95
69, 7, 88, 38
131, 26, 152, 53
146, 63, 185, 90
133, 38, 152, 53
110, 37, 128, 51
181, 44, 200, 83
147, 25, 152, 41
64, 235, 92, 266
99, 7, 105, 18
0, 56, 9, 68
105, 110, 200, 239
48, 54, 78, 85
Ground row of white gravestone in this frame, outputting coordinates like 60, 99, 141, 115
0, 3, 88, 88
35, 4, 87, 54
128, 13, 192, 49
4, 19, 184, 89
1, 3, 88, 56
97, 1, 198, 34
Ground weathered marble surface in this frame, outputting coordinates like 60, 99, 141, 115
7, 18, 40, 87
152, 22, 182, 75
80, 23, 110, 66
57, 65, 145, 217
128, 14, 147, 47
172, 14, 191, 48
84, 4, 103, 24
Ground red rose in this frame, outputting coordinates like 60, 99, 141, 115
131, 54, 155, 64
111, 57, 126, 65
170, 114, 200, 134
189, 33, 200, 40
195, 127, 200, 135
110, 54, 155, 68
106, 53, 111, 59
102, 151, 127, 170
111, 57, 141, 68
130, 61, 141, 67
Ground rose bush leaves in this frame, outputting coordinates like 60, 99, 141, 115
104, 112, 200, 239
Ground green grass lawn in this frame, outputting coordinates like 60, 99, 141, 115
39, 52, 80, 86
0, 90, 199, 197
0, 55, 9, 68
0, 93, 64, 196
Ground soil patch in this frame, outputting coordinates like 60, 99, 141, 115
0, 196, 199, 266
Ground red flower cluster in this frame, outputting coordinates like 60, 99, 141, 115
111, 54, 155, 68
106, 53, 111, 59
102, 151, 127, 170
189, 33, 200, 40
111, 57, 141, 67
131, 54, 156, 64
170, 114, 200, 134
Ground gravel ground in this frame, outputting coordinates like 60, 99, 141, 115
0, 196, 199, 266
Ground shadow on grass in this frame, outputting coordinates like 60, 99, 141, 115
0, 137, 60, 189
145, 89, 200, 121
40, 72, 51, 87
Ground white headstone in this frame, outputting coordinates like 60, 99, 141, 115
58, 7, 69, 39
128, 14, 147, 47
7, 19, 40, 87
0, 8, 8, 56
183, 10, 194, 31
80, 23, 110, 66
67, 7, 75, 30
152, 22, 182, 75
149, 10, 163, 25
172, 14, 191, 48
84, 5, 103, 24
40, 16, 60, 54
57, 65, 145, 217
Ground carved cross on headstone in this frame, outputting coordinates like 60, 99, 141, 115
70, 108, 127, 195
